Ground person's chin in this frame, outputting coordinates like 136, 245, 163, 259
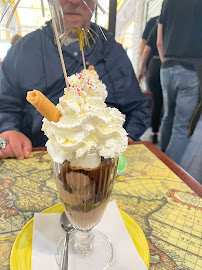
65, 20, 83, 30
64, 15, 82, 29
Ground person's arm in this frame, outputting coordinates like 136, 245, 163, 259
105, 43, 150, 141
157, 24, 164, 62
139, 39, 147, 57
138, 45, 152, 83
0, 45, 32, 159
157, 0, 165, 63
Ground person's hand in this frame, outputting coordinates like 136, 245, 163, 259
137, 66, 147, 83
0, 130, 32, 159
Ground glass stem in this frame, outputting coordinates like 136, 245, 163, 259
75, 230, 94, 254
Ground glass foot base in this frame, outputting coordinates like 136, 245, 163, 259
56, 230, 113, 270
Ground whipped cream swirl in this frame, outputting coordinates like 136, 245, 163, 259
42, 69, 128, 167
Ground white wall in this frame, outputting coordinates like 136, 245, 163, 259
116, 0, 147, 74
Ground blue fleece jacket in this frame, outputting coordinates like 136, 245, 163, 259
0, 21, 150, 146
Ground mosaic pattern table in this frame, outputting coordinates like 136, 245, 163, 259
0, 142, 201, 270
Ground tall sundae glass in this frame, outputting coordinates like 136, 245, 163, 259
30, 68, 128, 269
52, 154, 119, 269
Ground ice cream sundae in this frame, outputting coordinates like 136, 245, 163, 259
27, 67, 128, 231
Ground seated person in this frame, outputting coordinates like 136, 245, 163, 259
138, 23, 163, 144
0, 0, 150, 159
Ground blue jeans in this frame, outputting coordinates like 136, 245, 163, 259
180, 115, 202, 184
159, 65, 200, 164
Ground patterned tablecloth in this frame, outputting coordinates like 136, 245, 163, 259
0, 144, 201, 270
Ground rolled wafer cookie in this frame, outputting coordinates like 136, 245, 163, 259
88, 65, 95, 70
26, 90, 61, 122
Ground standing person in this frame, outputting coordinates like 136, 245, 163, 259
140, 16, 159, 57
138, 23, 163, 144
10, 34, 22, 45
139, 16, 159, 91
157, 0, 202, 165
0, 0, 150, 159
180, 114, 202, 184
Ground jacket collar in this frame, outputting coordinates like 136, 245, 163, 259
43, 20, 116, 66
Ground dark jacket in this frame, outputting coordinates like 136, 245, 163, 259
0, 21, 150, 147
